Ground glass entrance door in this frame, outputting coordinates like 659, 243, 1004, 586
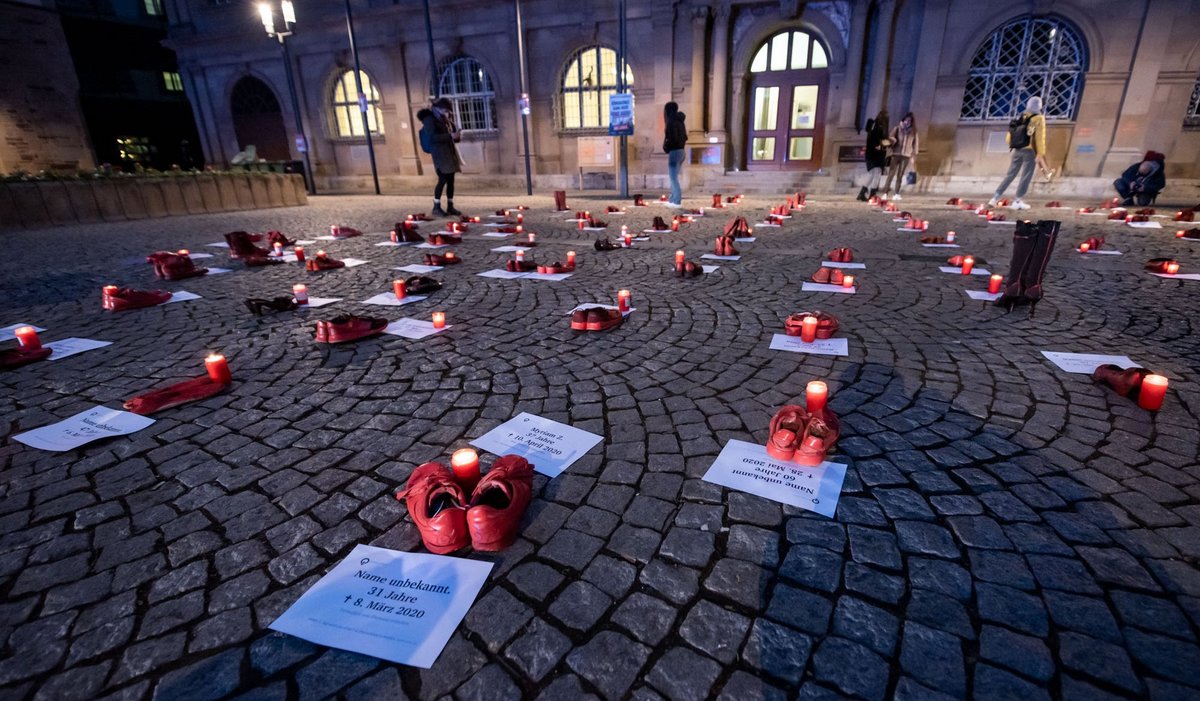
745, 29, 830, 170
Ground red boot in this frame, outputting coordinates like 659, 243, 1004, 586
397, 463, 470, 554
224, 231, 270, 259
148, 252, 208, 280
305, 252, 345, 271
466, 455, 534, 551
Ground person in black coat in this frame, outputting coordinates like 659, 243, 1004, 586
858, 109, 889, 201
1114, 151, 1166, 206
663, 101, 688, 206
418, 97, 463, 216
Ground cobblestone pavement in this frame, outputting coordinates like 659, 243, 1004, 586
1, 190, 1199, 701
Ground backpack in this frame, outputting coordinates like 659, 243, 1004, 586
418, 123, 433, 154
1008, 114, 1032, 150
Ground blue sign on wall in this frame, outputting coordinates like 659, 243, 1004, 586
609, 93, 634, 137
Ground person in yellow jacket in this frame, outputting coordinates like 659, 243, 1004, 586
988, 96, 1048, 210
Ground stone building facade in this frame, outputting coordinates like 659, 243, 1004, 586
165, 0, 1200, 194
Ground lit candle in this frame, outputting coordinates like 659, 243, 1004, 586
177, 249, 190, 256
516, 225, 523, 234
528, 232, 536, 244
330, 225, 339, 236
621, 224, 628, 236
842, 275, 855, 289
103, 284, 118, 296
584, 211, 590, 219
617, 289, 631, 312
406, 214, 414, 221
317, 249, 326, 258
806, 381, 828, 413
675, 250, 685, 267
566, 250, 576, 267
988, 274, 1002, 294
961, 256, 975, 275
1079, 242, 1090, 253
699, 207, 705, 216
390, 229, 399, 243
292, 284, 308, 304
800, 316, 818, 343
450, 448, 481, 490
445, 252, 457, 262
671, 220, 679, 232
393, 279, 407, 299
293, 246, 305, 262
1166, 262, 1180, 275
578, 219, 585, 230
14, 326, 41, 350
1177, 230, 1186, 239
516, 250, 525, 261
517, 213, 524, 224
205, 353, 232, 384
1137, 375, 1168, 411
623, 232, 632, 247
432, 312, 446, 329
946, 231, 956, 243
273, 242, 283, 256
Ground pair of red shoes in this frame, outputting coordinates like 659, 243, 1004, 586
1080, 236, 1105, 251
1180, 228, 1200, 240
315, 314, 388, 344
507, 259, 537, 272
587, 216, 608, 228
571, 308, 623, 331
225, 231, 270, 258
1046, 201, 1062, 208
723, 217, 752, 238
606, 206, 622, 213
392, 222, 424, 243
812, 267, 844, 285
920, 236, 946, 244
1174, 210, 1195, 223
398, 456, 533, 553
1093, 364, 1153, 401
714, 237, 739, 256
147, 252, 208, 280
1144, 258, 1179, 273
1136, 208, 1155, 216
766, 405, 840, 466
674, 261, 703, 278
946, 198, 962, 205
784, 311, 839, 338
0, 346, 52, 370
537, 262, 571, 274
427, 233, 461, 246
633, 194, 646, 206
828, 247, 853, 263
408, 213, 433, 222
331, 226, 362, 239
124, 375, 229, 415
103, 287, 172, 311
1107, 209, 1128, 221
267, 231, 294, 247
424, 253, 461, 266
947, 255, 986, 267
305, 253, 345, 271
1128, 214, 1151, 223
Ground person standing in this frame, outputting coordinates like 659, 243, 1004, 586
662, 101, 687, 207
857, 109, 889, 201
988, 96, 1047, 210
881, 112, 918, 200
418, 97, 463, 216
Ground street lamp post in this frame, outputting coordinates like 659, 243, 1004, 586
258, 1, 316, 195
343, 0, 381, 195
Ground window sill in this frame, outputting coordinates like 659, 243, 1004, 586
330, 136, 386, 144
557, 127, 613, 136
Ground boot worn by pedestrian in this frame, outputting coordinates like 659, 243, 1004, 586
466, 455, 534, 551
446, 202, 462, 216
406, 276, 442, 294
314, 314, 388, 344
995, 219, 1058, 313
397, 463, 470, 554
1092, 364, 1152, 400
148, 252, 209, 280
103, 287, 173, 312
305, 252, 345, 271
244, 296, 299, 315
0, 346, 52, 370
123, 375, 230, 415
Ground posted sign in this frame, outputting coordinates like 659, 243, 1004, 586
609, 93, 634, 136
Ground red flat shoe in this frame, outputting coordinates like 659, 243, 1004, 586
305, 253, 345, 271
1092, 364, 1151, 398
766, 405, 807, 461
811, 267, 832, 284
536, 263, 567, 274
570, 310, 588, 330
827, 247, 853, 263
829, 269, 845, 285
123, 375, 229, 415
267, 231, 295, 247
585, 308, 624, 331
920, 236, 945, 244
947, 198, 961, 205
104, 287, 172, 311
507, 259, 537, 272
784, 311, 839, 339
224, 231, 270, 258
674, 261, 703, 278
407, 213, 433, 222
397, 463, 470, 554
1107, 210, 1127, 221
1173, 210, 1194, 222
331, 225, 362, 239
406, 276, 442, 294
1046, 201, 1061, 208
428, 233, 462, 246
1082, 236, 1105, 250
795, 408, 840, 467
1144, 258, 1177, 273
0, 346, 52, 370
606, 205, 621, 213
314, 314, 388, 343
466, 455, 534, 551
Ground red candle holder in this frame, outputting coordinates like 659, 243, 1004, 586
177, 249, 190, 256
1079, 242, 1090, 253
1137, 375, 1168, 411
566, 250, 576, 267
800, 316, 818, 343
806, 381, 828, 413
451, 448, 481, 490
432, 312, 446, 329
988, 274, 1002, 294
294, 246, 306, 262
842, 275, 855, 289
961, 256, 975, 275
205, 353, 232, 384
1166, 262, 1180, 275
14, 326, 41, 350
617, 290, 631, 312
292, 284, 308, 304
675, 250, 685, 267
393, 279, 407, 299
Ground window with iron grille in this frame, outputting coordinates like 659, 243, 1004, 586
560, 46, 633, 130
960, 16, 1086, 122
437, 57, 497, 132
1185, 78, 1200, 129
330, 70, 383, 137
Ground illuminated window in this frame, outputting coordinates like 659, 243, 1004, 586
331, 70, 383, 137
960, 16, 1086, 122
437, 57, 497, 132
162, 72, 183, 92
560, 46, 633, 130
1185, 77, 1200, 129
749, 30, 828, 73
144, 0, 163, 16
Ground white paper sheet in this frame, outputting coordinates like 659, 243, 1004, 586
341, 259, 369, 268
395, 264, 444, 274
582, 227, 608, 231
701, 254, 741, 261
477, 269, 529, 279
185, 252, 215, 259
482, 232, 512, 238
524, 272, 573, 281
769, 334, 849, 356
988, 220, 1018, 225
490, 246, 531, 253
754, 223, 781, 228
922, 243, 961, 248
164, 291, 201, 304
1151, 272, 1200, 280
297, 297, 343, 308
702, 265, 719, 274
1082, 249, 1122, 255
735, 237, 757, 243
414, 243, 449, 250
205, 242, 229, 248
205, 268, 233, 275
641, 229, 671, 234
269, 544, 492, 669
470, 412, 603, 478
939, 266, 992, 276
295, 240, 318, 245
1128, 221, 1162, 229
1042, 351, 1140, 374
361, 293, 429, 307
821, 261, 866, 269
1, 323, 46, 337
13, 405, 154, 452
45, 338, 112, 360
374, 241, 415, 247
897, 227, 928, 232
382, 318, 450, 339
567, 303, 635, 316
801, 282, 855, 294
965, 290, 1003, 301
702, 440, 846, 518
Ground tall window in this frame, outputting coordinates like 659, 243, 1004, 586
1185, 78, 1200, 129
560, 46, 633, 130
960, 16, 1086, 122
437, 57, 497, 132
331, 70, 383, 137
749, 30, 828, 73
162, 72, 183, 92
144, 0, 163, 16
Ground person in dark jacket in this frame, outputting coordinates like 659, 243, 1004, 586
1114, 151, 1166, 206
418, 97, 463, 216
857, 109, 888, 201
663, 102, 687, 207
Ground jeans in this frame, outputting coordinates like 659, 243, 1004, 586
667, 149, 685, 204
882, 156, 909, 193
1113, 178, 1155, 206
994, 148, 1036, 199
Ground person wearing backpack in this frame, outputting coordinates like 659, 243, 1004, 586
880, 112, 918, 200
988, 96, 1047, 210
662, 102, 688, 207
417, 97, 463, 217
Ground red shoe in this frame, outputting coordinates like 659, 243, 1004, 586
585, 309, 624, 331
406, 276, 442, 294
148, 252, 208, 280
123, 375, 229, 415
1143, 258, 1176, 273
573, 211, 587, 220
784, 311, 839, 339
1046, 201, 1061, 208
606, 205, 621, 213
507, 259, 537, 272
224, 231, 270, 258
811, 267, 832, 284
314, 315, 388, 343
674, 261, 703, 278
827, 247, 853, 263
103, 287, 172, 311
652, 216, 670, 231
0, 346, 52, 370
722, 217, 751, 238
1174, 210, 1194, 222
425, 253, 460, 266
570, 310, 589, 330
1182, 228, 1200, 240
1107, 209, 1127, 221
428, 233, 462, 246
1092, 364, 1151, 398
305, 253, 345, 271
829, 269, 844, 286
536, 262, 567, 274
394, 222, 425, 243
920, 236, 945, 244
397, 463, 470, 554
331, 225, 362, 239
496, 225, 522, 234
1082, 236, 1105, 250
947, 198, 961, 205
407, 213, 433, 222
766, 405, 807, 461
795, 408, 840, 466
267, 231, 295, 247
466, 455, 534, 551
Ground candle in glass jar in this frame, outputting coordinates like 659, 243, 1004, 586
578, 219, 584, 230
623, 233, 632, 247
293, 246, 305, 262
445, 252, 457, 262
842, 275, 855, 289
515, 250, 525, 261
528, 232, 536, 244
946, 231, 956, 243
961, 256, 975, 275
988, 274, 1002, 294
103, 284, 119, 296
1177, 230, 1186, 239
390, 229, 399, 243
1166, 262, 1180, 275
273, 242, 283, 256
566, 250, 576, 267
292, 284, 308, 303
1079, 242, 1090, 253
177, 249, 190, 256
516, 213, 523, 224
671, 220, 679, 232
800, 316, 818, 343
1137, 375, 1168, 411
432, 312, 446, 329
316, 249, 326, 258
205, 353, 232, 384
515, 225, 523, 234
675, 250, 685, 266
330, 225, 339, 236
14, 325, 41, 350
393, 279, 407, 299
617, 289, 631, 312
621, 224, 628, 236
450, 448, 481, 490
806, 381, 828, 413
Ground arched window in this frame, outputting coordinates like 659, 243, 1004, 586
1185, 77, 1200, 129
560, 46, 633, 130
330, 69, 383, 137
960, 16, 1086, 122
749, 29, 828, 73
437, 57, 497, 132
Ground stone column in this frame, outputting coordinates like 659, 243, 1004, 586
839, 0, 870, 130
689, 4, 709, 138
865, 0, 896, 117
708, 3, 730, 143
1099, 0, 1174, 175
